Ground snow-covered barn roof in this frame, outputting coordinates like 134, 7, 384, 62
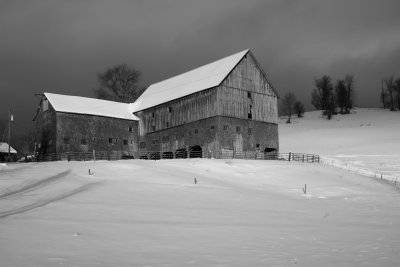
44, 93, 138, 121
0, 142, 17, 154
130, 49, 250, 112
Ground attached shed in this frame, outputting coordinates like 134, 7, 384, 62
33, 93, 139, 156
0, 142, 17, 161
131, 49, 279, 158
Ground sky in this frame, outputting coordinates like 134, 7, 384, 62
1, 0, 400, 136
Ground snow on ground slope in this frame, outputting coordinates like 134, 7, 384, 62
1, 159, 400, 266
279, 108, 400, 181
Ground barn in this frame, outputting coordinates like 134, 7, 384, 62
33, 93, 138, 158
131, 49, 279, 159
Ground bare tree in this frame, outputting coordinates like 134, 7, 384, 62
335, 79, 346, 114
294, 101, 305, 118
311, 75, 335, 119
344, 74, 354, 113
395, 77, 400, 110
94, 63, 146, 103
282, 92, 296, 123
384, 76, 395, 111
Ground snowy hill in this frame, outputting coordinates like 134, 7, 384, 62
280, 108, 400, 180
1, 108, 400, 266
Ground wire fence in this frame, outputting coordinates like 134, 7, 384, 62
34, 150, 320, 164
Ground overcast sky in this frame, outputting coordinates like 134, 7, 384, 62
1, 0, 400, 135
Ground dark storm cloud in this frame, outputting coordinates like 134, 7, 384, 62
1, 0, 399, 135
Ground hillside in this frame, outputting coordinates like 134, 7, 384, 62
279, 108, 400, 179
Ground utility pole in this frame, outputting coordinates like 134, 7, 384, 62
8, 108, 11, 158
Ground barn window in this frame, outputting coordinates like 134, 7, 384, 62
152, 125, 155, 131
236, 126, 241, 133
194, 129, 198, 134
211, 125, 215, 130
92, 137, 97, 142
168, 107, 172, 113
109, 138, 118, 144
223, 125, 228, 130
248, 113, 252, 119
162, 136, 169, 142
128, 127, 134, 132
247, 92, 252, 99
63, 137, 69, 144
166, 122, 169, 127
152, 139, 158, 145
256, 144, 260, 148
123, 139, 128, 145
100, 137, 104, 143
152, 112, 155, 118
248, 128, 252, 135
81, 138, 87, 145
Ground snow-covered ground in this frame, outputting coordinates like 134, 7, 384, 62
1, 159, 400, 266
280, 108, 400, 182
0, 108, 400, 266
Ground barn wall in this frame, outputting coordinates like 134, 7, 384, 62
136, 88, 217, 136
55, 113, 138, 154
139, 116, 219, 154
34, 101, 58, 154
217, 52, 278, 124
216, 116, 278, 154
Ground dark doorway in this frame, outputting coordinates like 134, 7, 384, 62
264, 147, 277, 159
189, 145, 202, 158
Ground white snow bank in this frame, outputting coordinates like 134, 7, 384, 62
0, 163, 7, 170
280, 108, 400, 182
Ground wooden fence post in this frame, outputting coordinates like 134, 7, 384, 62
289, 152, 291, 162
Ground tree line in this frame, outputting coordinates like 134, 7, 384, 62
280, 74, 355, 122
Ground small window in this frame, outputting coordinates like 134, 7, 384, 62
194, 129, 198, 134
256, 144, 260, 148
152, 139, 158, 145
247, 92, 252, 99
100, 137, 104, 143
92, 137, 97, 142
248, 113, 252, 119
152, 112, 155, 118
236, 126, 241, 133
109, 138, 113, 144
162, 136, 169, 142
168, 107, 172, 113
81, 138, 87, 145
211, 125, 215, 130
63, 137, 69, 144
166, 122, 169, 127
128, 127, 134, 132
152, 125, 156, 131
248, 128, 252, 135
123, 139, 128, 145
223, 125, 228, 131
42, 99, 49, 111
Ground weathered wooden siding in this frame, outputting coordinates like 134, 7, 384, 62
137, 88, 217, 136
34, 101, 58, 154
56, 113, 138, 154
217, 52, 278, 123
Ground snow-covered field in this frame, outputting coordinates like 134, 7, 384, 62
280, 108, 400, 182
0, 108, 400, 266
1, 159, 400, 266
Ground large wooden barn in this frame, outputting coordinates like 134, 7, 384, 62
33, 93, 138, 157
34, 49, 278, 159
131, 49, 279, 158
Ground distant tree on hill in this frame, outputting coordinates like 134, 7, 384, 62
395, 77, 400, 110
384, 76, 396, 111
94, 63, 146, 103
344, 74, 354, 113
311, 75, 335, 119
294, 101, 305, 118
282, 92, 296, 123
335, 79, 346, 114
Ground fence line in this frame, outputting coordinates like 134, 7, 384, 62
35, 150, 320, 164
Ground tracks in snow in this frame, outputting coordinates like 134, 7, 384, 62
0, 170, 99, 219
